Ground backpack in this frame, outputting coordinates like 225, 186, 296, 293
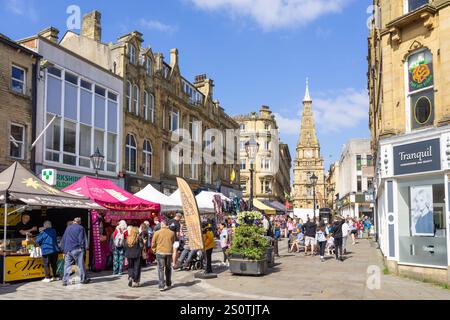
114, 230, 125, 248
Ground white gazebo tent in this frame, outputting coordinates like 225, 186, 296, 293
135, 184, 182, 213
195, 191, 231, 214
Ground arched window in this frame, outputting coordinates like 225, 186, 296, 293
143, 140, 152, 176
125, 134, 137, 173
133, 85, 139, 116
143, 91, 149, 120
149, 93, 155, 123
129, 44, 135, 64
126, 81, 131, 112
407, 49, 434, 130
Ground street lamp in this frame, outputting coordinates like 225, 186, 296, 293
309, 172, 318, 219
90, 147, 105, 178
245, 137, 259, 211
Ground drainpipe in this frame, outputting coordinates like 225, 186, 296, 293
30, 57, 40, 173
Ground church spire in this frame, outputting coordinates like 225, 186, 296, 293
303, 77, 312, 102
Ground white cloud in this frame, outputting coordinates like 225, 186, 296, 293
4, 0, 38, 22
139, 19, 178, 34
188, 0, 350, 31
275, 88, 368, 135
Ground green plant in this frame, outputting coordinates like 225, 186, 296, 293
383, 267, 390, 275
228, 211, 269, 261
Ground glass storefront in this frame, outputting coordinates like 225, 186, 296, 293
397, 176, 447, 267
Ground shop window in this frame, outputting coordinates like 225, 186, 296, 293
407, 50, 434, 130
11, 65, 26, 94
397, 180, 447, 267
125, 134, 137, 173
10, 124, 25, 159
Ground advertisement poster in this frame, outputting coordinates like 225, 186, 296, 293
410, 185, 435, 236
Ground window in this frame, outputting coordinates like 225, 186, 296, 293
204, 164, 211, 184
133, 85, 139, 116
189, 117, 200, 142
240, 124, 245, 131
146, 57, 152, 76
143, 91, 148, 120
240, 159, 246, 170
357, 176, 362, 192
356, 155, 362, 171
240, 180, 247, 193
170, 151, 179, 176
63, 121, 76, 165
264, 123, 270, 130
169, 108, 179, 131
10, 124, 24, 159
366, 155, 373, 167
143, 140, 152, 176
264, 140, 270, 151
79, 124, 91, 168
129, 44, 136, 64
261, 180, 271, 194
144, 92, 155, 122
45, 114, 61, 162
190, 163, 198, 180
407, 50, 434, 130
125, 134, 137, 173
261, 158, 270, 170
11, 65, 26, 94
107, 133, 117, 172
367, 178, 373, 191
406, 0, 428, 13
306, 187, 313, 197
126, 81, 131, 112
65, 73, 78, 120
240, 141, 245, 151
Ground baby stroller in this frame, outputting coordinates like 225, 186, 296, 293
178, 244, 204, 271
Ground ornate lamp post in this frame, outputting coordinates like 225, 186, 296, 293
90, 147, 105, 178
309, 172, 318, 219
245, 137, 259, 211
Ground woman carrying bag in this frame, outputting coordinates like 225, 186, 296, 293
124, 227, 144, 288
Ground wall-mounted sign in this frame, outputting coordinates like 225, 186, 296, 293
393, 138, 440, 176
41, 169, 57, 186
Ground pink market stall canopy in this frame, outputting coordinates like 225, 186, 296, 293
62, 176, 160, 212
0, 162, 103, 210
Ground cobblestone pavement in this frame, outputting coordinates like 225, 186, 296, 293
1, 239, 450, 300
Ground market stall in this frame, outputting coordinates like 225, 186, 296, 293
253, 199, 277, 215
135, 184, 183, 213
63, 177, 160, 271
0, 162, 103, 283
259, 200, 287, 215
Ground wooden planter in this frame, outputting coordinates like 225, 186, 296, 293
229, 256, 268, 276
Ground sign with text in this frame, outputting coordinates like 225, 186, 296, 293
394, 138, 441, 176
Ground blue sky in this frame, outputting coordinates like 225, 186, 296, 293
0, 0, 372, 171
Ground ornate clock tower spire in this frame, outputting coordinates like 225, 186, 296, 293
292, 79, 325, 210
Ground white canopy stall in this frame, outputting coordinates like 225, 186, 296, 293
135, 184, 182, 213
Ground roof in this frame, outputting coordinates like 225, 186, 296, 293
0, 33, 41, 57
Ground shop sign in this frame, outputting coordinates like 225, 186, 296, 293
56, 173, 81, 190
41, 169, 57, 186
394, 138, 440, 175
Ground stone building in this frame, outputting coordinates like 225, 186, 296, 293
60, 11, 241, 196
368, 0, 450, 284
234, 106, 291, 205
0, 34, 40, 172
325, 161, 340, 213
292, 80, 325, 212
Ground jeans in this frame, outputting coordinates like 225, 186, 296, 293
334, 237, 343, 259
42, 252, 58, 278
205, 248, 213, 273
113, 247, 125, 274
221, 248, 228, 263
62, 248, 86, 285
156, 254, 172, 289
127, 257, 141, 283
342, 235, 348, 252
318, 241, 326, 258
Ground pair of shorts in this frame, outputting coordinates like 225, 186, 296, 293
305, 236, 316, 246
173, 241, 180, 249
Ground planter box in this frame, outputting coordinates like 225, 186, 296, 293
229, 257, 268, 276
266, 247, 275, 267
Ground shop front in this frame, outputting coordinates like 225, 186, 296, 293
376, 128, 450, 284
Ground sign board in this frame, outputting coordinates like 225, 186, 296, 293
41, 169, 57, 186
393, 138, 441, 175
177, 177, 204, 251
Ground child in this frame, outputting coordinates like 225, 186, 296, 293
315, 225, 327, 262
326, 235, 335, 256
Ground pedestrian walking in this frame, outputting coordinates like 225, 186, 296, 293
349, 218, 358, 245
151, 220, 175, 291
139, 223, 149, 267
202, 222, 215, 274
35, 220, 59, 282
168, 213, 182, 268
112, 220, 128, 275
364, 217, 372, 239
316, 223, 327, 262
218, 223, 229, 265
125, 226, 144, 287
61, 217, 90, 286
342, 218, 350, 254
303, 218, 317, 256
331, 215, 346, 261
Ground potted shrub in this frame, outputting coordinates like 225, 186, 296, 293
228, 211, 270, 276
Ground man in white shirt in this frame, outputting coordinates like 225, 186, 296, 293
341, 219, 350, 254
262, 215, 270, 236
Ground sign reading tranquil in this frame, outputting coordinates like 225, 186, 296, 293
394, 138, 440, 175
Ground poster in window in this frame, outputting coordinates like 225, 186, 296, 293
410, 185, 434, 236
409, 62, 433, 92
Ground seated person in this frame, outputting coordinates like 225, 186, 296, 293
290, 230, 305, 253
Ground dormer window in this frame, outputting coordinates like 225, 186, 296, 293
129, 44, 136, 64
405, 0, 428, 14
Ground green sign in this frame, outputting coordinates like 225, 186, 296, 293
55, 174, 81, 190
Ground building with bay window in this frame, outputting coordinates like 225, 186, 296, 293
19, 27, 123, 189
368, 0, 450, 284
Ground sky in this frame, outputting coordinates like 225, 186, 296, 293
0, 0, 372, 172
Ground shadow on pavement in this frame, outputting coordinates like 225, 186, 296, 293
169, 280, 201, 290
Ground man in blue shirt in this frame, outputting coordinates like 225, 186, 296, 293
61, 217, 90, 286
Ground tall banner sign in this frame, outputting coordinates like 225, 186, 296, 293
176, 177, 204, 250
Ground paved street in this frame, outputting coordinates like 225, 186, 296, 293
1, 239, 450, 300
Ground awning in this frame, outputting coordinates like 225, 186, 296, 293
253, 199, 276, 215
260, 200, 287, 214
0, 162, 104, 210
135, 184, 182, 213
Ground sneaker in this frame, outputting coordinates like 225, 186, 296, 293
128, 279, 133, 287
81, 278, 91, 284
320, 257, 325, 262
340, 257, 344, 262
41, 278, 52, 283
51, 277, 60, 281
159, 287, 165, 292
132, 282, 139, 288
62, 282, 68, 287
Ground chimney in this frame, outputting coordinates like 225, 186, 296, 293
194, 74, 214, 99
81, 10, 102, 42
38, 27, 59, 43
170, 48, 178, 68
